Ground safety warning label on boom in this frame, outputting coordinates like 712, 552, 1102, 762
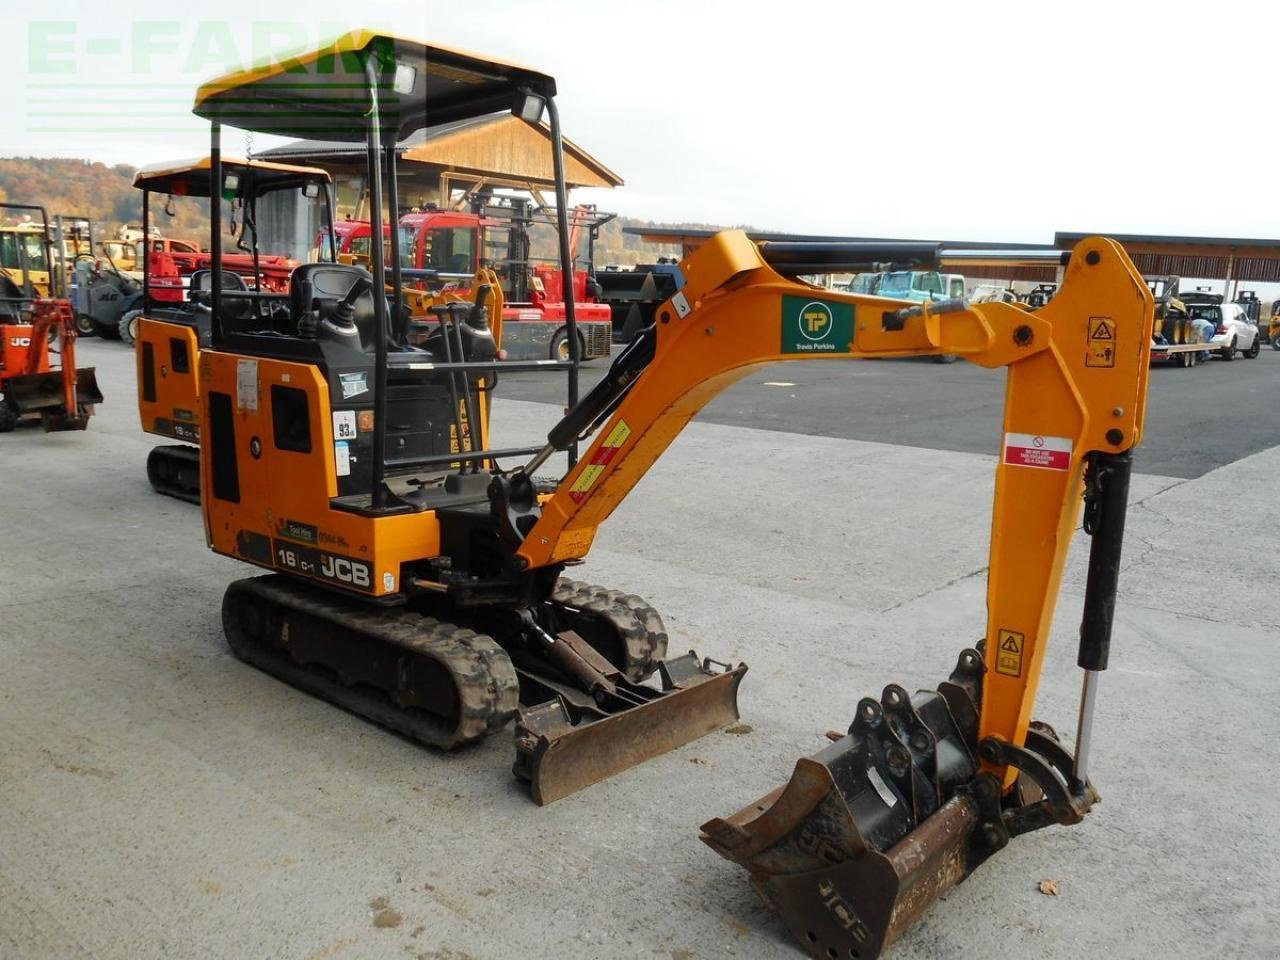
568, 419, 632, 503
995, 629, 1024, 677
1086, 316, 1116, 368
1003, 433, 1072, 471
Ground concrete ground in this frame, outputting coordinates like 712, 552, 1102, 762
1, 339, 1277, 960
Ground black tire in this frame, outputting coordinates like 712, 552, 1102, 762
549, 329, 584, 362
89, 317, 121, 340
1244, 336, 1260, 359
75, 313, 96, 336
118, 310, 141, 346
1220, 337, 1236, 361
1272, 332, 1280, 351
0, 398, 17, 433
934, 353, 959, 364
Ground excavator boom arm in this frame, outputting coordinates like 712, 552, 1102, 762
517, 230, 1153, 753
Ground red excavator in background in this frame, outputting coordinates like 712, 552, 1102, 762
0, 203, 104, 432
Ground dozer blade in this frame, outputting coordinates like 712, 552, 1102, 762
701, 648, 1098, 960
5, 367, 102, 430
514, 651, 747, 805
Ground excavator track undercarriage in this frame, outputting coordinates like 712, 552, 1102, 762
146, 444, 202, 503
223, 575, 521, 748
222, 573, 743, 802
549, 577, 669, 682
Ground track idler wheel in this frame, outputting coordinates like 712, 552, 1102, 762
701, 648, 1099, 960
550, 578, 668, 682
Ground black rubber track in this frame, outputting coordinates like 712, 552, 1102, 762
222, 575, 520, 749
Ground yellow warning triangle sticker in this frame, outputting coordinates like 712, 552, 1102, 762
1000, 634, 1021, 653
1090, 318, 1113, 340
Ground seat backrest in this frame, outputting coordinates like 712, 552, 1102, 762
189, 268, 249, 297
289, 263, 378, 349
188, 268, 251, 325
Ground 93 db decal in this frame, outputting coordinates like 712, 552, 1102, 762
568, 420, 631, 503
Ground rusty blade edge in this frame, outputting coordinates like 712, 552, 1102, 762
525, 664, 746, 805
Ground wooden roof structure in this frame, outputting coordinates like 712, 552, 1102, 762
260, 112, 622, 214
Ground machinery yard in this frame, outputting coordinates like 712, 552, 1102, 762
1, 340, 1277, 959
3, 11, 1280, 960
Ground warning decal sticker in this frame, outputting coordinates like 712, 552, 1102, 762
1086, 315, 1116, 368
1003, 433, 1072, 471
236, 359, 259, 412
569, 420, 632, 503
995, 629, 1025, 677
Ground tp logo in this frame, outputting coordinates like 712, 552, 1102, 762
800, 302, 833, 340
781, 295, 854, 354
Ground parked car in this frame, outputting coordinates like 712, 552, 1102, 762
846, 270, 965, 362
1180, 292, 1260, 360
846, 270, 966, 301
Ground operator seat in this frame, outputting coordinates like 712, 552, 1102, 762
290, 263, 382, 351
189, 269, 252, 327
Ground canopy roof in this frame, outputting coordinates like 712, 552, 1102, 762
193, 30, 558, 142
132, 156, 332, 197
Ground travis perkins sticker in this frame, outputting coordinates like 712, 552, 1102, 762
780, 296, 854, 354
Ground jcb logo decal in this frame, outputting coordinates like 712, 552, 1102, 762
9, 337, 31, 347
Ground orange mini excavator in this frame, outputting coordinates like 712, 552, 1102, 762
132, 157, 338, 500
0, 202, 102, 432
189, 33, 1152, 959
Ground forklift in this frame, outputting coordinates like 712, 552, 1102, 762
190, 31, 1154, 959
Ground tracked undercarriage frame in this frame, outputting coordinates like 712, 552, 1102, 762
222, 573, 745, 804
146, 445, 202, 503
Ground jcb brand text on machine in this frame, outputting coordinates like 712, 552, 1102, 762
271, 539, 373, 592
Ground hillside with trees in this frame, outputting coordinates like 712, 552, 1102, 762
0, 155, 729, 265
0, 157, 212, 242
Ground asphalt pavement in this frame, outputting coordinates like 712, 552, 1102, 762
0, 338, 1276, 960
496, 345, 1280, 479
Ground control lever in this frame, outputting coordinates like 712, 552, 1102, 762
332, 276, 372, 326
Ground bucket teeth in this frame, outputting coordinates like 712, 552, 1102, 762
702, 647, 1092, 960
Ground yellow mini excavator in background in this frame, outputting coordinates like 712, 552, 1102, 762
190, 33, 1153, 959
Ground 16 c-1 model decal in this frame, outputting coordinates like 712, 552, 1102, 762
271, 538, 374, 592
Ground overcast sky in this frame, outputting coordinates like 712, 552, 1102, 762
4, 0, 1279, 246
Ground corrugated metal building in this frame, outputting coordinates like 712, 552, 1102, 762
629, 227, 1280, 294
